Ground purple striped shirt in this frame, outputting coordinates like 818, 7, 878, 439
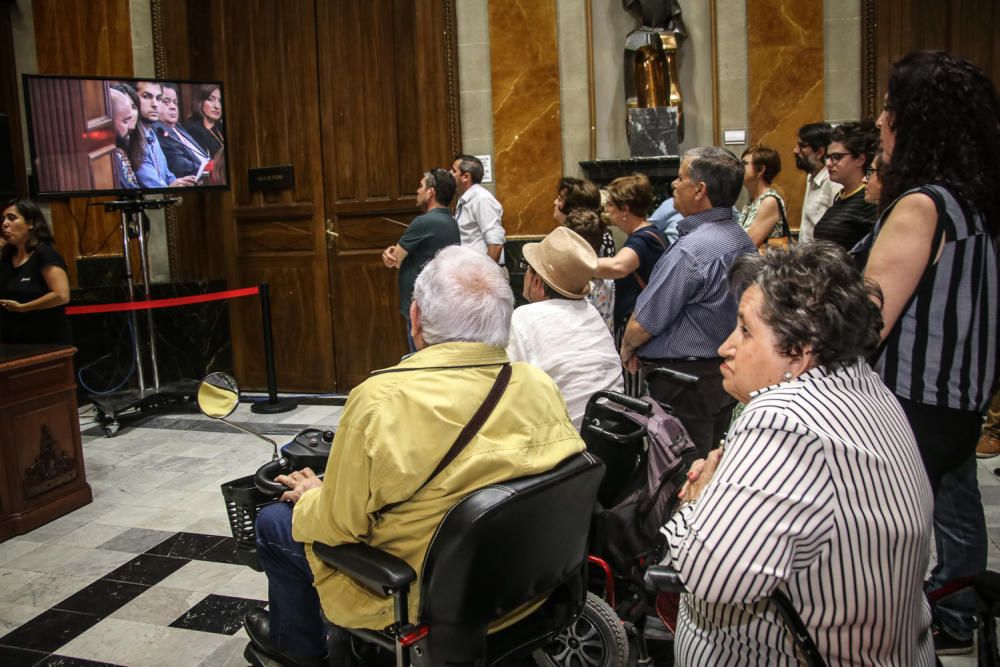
633, 207, 756, 359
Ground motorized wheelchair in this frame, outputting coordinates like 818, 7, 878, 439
309, 451, 606, 667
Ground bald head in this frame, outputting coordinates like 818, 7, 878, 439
110, 88, 135, 139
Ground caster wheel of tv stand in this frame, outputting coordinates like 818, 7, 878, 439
104, 420, 120, 438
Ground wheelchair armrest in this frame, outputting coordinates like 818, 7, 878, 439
644, 564, 686, 594
312, 542, 416, 597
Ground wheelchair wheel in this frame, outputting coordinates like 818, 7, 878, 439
533, 592, 628, 667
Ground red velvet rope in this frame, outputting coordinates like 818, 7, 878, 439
66, 286, 260, 316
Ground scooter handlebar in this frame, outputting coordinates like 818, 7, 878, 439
255, 458, 292, 496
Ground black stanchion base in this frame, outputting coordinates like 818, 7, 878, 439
250, 398, 298, 414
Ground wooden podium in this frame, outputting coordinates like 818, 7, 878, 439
0, 345, 92, 541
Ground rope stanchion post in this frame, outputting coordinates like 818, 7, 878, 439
250, 282, 297, 414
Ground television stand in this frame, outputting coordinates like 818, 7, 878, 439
86, 195, 197, 436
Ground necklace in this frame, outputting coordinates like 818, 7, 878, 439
208, 124, 224, 147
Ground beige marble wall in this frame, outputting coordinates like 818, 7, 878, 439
454, 0, 496, 194
747, 0, 824, 231
824, 0, 862, 122
488, 0, 562, 236
556, 0, 590, 177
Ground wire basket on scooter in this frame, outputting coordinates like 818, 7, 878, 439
221, 475, 274, 572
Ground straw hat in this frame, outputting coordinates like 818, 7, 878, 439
522, 227, 598, 300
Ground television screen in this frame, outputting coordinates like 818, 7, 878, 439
22, 75, 230, 197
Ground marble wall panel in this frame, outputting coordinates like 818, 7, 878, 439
747, 0, 824, 233
489, 0, 562, 236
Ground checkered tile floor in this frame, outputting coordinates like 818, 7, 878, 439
0, 401, 343, 667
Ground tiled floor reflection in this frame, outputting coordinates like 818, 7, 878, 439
0, 401, 342, 667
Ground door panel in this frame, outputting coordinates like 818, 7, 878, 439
317, 0, 460, 389
219, 0, 336, 391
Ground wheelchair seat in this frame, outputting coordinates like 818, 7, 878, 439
313, 452, 605, 666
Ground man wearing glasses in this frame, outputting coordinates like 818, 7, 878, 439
812, 121, 880, 251
793, 122, 842, 243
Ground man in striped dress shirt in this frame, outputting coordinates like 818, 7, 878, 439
621, 146, 756, 456
662, 244, 935, 666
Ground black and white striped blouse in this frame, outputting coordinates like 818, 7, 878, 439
662, 361, 935, 666
874, 184, 998, 413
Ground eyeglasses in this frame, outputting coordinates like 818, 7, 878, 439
865, 166, 883, 178
518, 258, 531, 272
825, 152, 854, 164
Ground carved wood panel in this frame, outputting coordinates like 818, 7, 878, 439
863, 0, 1000, 118
31, 0, 134, 286
318, 0, 461, 388
155, 0, 460, 391
212, 0, 336, 391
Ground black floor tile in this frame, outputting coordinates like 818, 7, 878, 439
145, 532, 227, 560
168, 594, 267, 635
53, 579, 149, 617
0, 645, 48, 667
36, 656, 126, 667
102, 553, 189, 586
0, 609, 101, 653
198, 536, 241, 565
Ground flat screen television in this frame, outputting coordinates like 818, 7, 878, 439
22, 75, 230, 198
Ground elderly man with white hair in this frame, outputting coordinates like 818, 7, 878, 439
242, 246, 585, 667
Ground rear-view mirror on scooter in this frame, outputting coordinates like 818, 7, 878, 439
197, 372, 279, 461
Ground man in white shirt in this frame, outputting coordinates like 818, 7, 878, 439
507, 227, 624, 430
794, 122, 842, 243
451, 154, 505, 263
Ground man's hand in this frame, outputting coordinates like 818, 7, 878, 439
381, 245, 397, 268
276, 467, 322, 504
170, 175, 198, 187
620, 343, 639, 374
677, 448, 723, 503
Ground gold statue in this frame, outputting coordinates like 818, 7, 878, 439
623, 0, 686, 143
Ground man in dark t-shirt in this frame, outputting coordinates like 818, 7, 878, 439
382, 168, 460, 351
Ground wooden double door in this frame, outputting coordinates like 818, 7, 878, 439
165, 0, 460, 391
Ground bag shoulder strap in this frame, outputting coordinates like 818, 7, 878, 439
630, 228, 666, 289
762, 192, 790, 240
376, 363, 512, 517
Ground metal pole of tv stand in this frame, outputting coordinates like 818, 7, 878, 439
108, 196, 177, 396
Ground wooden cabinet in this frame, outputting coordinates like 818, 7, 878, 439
0, 345, 92, 542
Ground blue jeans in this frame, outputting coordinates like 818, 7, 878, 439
926, 455, 988, 640
255, 502, 328, 659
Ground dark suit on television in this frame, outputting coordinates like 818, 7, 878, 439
154, 122, 209, 178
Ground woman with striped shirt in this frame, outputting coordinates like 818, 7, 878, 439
864, 51, 1000, 655
662, 242, 934, 666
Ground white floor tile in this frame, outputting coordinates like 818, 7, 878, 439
157, 560, 243, 593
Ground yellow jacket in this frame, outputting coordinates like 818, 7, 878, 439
292, 342, 585, 629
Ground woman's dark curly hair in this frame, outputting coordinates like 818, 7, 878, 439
881, 51, 1000, 236
2, 199, 55, 258
728, 241, 884, 369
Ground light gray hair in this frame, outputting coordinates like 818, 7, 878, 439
412, 245, 514, 347
683, 146, 744, 208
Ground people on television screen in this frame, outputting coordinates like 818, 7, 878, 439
154, 82, 210, 179
132, 80, 197, 189
108, 85, 140, 189
184, 84, 225, 158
